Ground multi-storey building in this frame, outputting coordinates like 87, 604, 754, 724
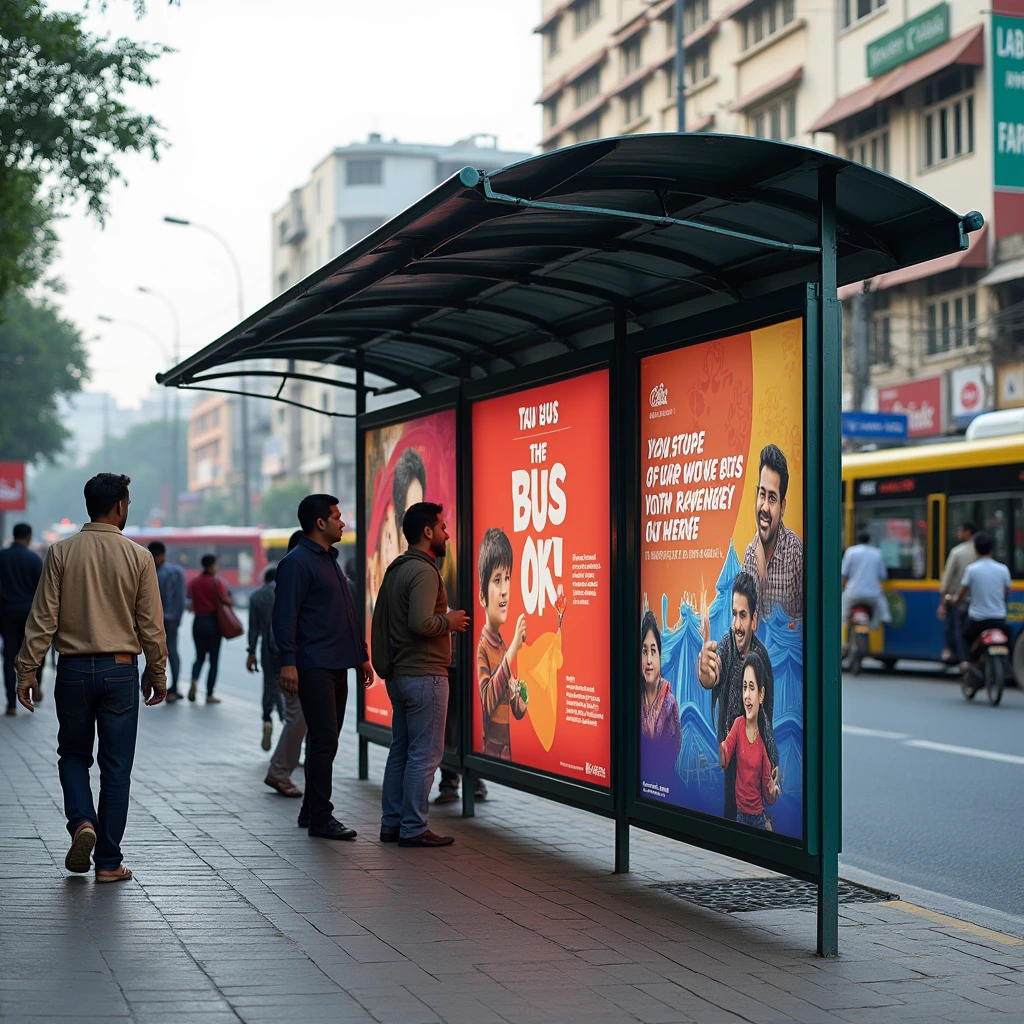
535, 0, 1024, 440
266, 133, 531, 502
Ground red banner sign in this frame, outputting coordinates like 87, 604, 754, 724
876, 377, 944, 437
0, 462, 26, 511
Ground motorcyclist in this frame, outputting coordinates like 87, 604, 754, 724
841, 529, 892, 636
955, 531, 1011, 674
937, 520, 977, 665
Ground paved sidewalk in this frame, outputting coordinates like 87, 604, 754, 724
1, 684, 1022, 1024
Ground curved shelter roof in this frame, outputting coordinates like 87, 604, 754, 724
157, 133, 978, 400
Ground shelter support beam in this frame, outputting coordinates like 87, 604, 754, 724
356, 351, 370, 782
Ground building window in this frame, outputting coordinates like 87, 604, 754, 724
344, 217, 385, 249
574, 68, 601, 108
622, 36, 643, 76
575, 0, 601, 35
546, 21, 560, 56
743, 0, 796, 50
346, 158, 382, 185
683, 0, 711, 35
277, 270, 288, 294
749, 92, 797, 141
922, 69, 975, 170
841, 0, 886, 31
870, 291, 891, 367
545, 97, 560, 129
926, 288, 978, 355
574, 114, 602, 142
623, 85, 644, 124
688, 43, 710, 86
315, 179, 321, 214
844, 107, 890, 173
278, 221, 288, 245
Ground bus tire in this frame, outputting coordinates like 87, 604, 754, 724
882, 658, 897, 672
1013, 632, 1024, 689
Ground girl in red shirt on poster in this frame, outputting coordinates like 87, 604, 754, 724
719, 651, 780, 829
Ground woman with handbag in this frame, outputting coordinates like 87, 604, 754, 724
187, 554, 239, 703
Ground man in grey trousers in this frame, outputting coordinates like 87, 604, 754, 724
373, 502, 468, 848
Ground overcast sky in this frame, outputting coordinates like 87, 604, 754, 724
53, 0, 542, 407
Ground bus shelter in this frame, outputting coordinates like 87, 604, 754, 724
159, 134, 981, 955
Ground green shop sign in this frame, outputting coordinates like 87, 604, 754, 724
993, 14, 1024, 190
866, 4, 949, 79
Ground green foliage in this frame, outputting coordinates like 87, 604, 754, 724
257, 482, 307, 529
0, 292, 89, 464
0, 0, 169, 300
180, 492, 244, 528
26, 416, 187, 528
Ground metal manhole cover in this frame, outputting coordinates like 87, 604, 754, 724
650, 877, 898, 914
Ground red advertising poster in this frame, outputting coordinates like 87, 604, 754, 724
363, 410, 457, 727
471, 371, 611, 787
877, 377, 943, 437
639, 320, 804, 838
0, 462, 26, 511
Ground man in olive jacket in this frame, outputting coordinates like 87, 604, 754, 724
374, 502, 468, 848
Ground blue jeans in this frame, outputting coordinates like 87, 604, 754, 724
54, 655, 140, 871
381, 674, 448, 839
737, 810, 767, 829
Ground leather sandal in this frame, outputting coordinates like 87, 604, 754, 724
95, 865, 133, 883
264, 776, 302, 798
65, 823, 97, 873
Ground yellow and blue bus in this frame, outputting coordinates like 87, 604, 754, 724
842, 432, 1024, 681
261, 527, 356, 566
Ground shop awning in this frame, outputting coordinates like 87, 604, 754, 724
979, 256, 1024, 287
809, 25, 984, 134
156, 134, 977, 400
838, 223, 987, 299
731, 65, 804, 113
533, 2, 569, 34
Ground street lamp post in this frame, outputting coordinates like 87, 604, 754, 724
675, 0, 686, 133
97, 314, 177, 524
164, 216, 252, 526
136, 288, 183, 525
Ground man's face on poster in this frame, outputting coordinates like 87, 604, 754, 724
756, 465, 786, 550
731, 592, 757, 656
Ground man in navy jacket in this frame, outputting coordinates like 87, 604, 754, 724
273, 495, 371, 840
0, 523, 43, 714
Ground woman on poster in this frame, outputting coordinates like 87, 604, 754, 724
639, 611, 681, 760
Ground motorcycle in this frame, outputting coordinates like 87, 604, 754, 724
846, 602, 873, 676
962, 627, 1011, 705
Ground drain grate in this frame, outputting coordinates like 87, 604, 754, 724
650, 877, 898, 914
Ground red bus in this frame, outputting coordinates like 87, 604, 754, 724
122, 527, 267, 604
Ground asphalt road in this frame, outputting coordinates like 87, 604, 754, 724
842, 663, 1024, 918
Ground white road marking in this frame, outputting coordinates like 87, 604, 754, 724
903, 739, 1024, 766
842, 725, 911, 740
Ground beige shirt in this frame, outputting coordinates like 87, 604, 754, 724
15, 523, 167, 686
940, 539, 979, 597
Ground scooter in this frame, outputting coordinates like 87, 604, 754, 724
962, 627, 1011, 705
846, 602, 873, 676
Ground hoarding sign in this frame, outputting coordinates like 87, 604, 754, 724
877, 376, 944, 437
363, 410, 457, 727
0, 462, 26, 511
950, 364, 993, 425
997, 361, 1024, 408
471, 371, 611, 787
638, 319, 805, 839
841, 411, 908, 439
866, 3, 948, 78
994, 15, 1024, 191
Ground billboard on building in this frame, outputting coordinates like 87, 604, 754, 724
638, 320, 805, 839
0, 462, 26, 512
877, 377, 944, 437
950, 364, 994, 425
997, 361, 1024, 408
470, 371, 611, 787
994, 15, 1024, 191
363, 410, 457, 727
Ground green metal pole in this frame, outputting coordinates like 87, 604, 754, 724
356, 349, 370, 782
675, 0, 686, 132
817, 167, 841, 957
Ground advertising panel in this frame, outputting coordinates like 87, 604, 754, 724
950, 364, 993, 425
471, 371, 611, 787
877, 377, 944, 437
866, 3, 948, 78
0, 462, 26, 511
997, 361, 1024, 409
639, 320, 804, 839
363, 410, 457, 727
994, 15, 1024, 191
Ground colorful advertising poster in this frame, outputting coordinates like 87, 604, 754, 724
363, 410, 457, 727
471, 371, 611, 787
639, 320, 805, 839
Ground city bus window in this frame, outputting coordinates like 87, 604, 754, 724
215, 546, 240, 569
1014, 499, 1024, 577
856, 501, 928, 579
946, 499, 975, 556
170, 545, 203, 570
979, 499, 1010, 564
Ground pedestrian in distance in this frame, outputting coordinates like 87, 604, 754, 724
247, 564, 285, 753
373, 501, 468, 848
149, 541, 187, 702
0, 522, 43, 715
273, 495, 370, 840
187, 553, 233, 704
263, 529, 308, 799
15, 473, 166, 882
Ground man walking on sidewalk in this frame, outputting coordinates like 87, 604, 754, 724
373, 502, 468, 848
273, 495, 370, 840
247, 564, 285, 753
149, 541, 186, 701
0, 523, 43, 715
15, 473, 166, 882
